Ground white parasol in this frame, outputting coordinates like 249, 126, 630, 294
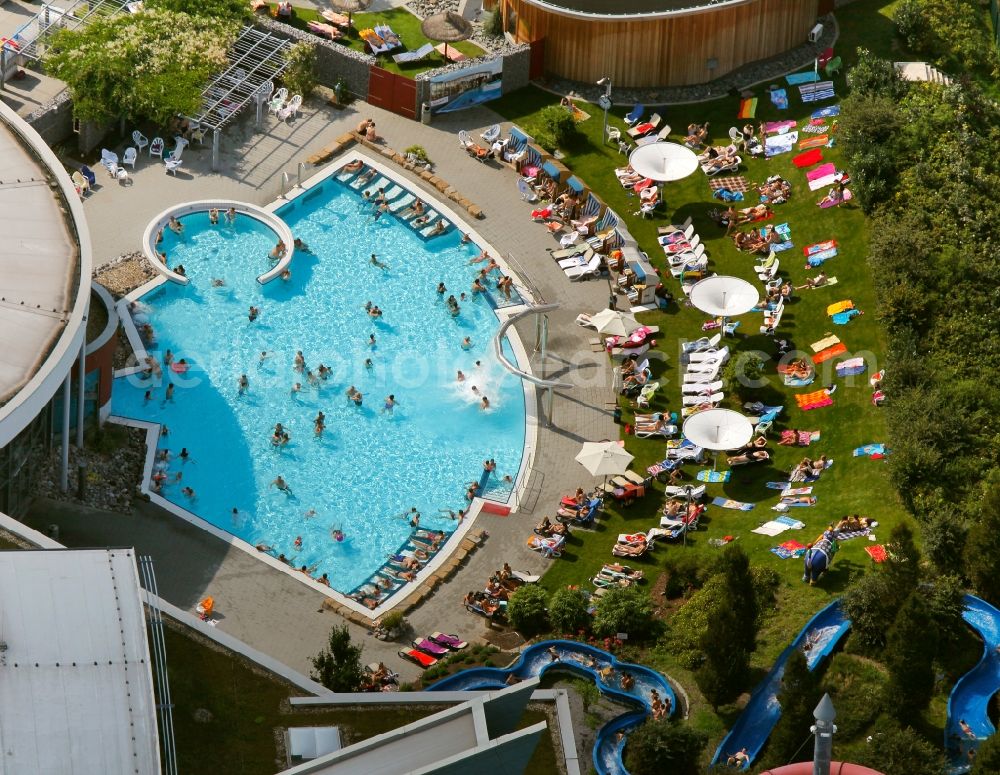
628, 142, 700, 182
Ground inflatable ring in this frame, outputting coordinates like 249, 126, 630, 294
171, 362, 189, 373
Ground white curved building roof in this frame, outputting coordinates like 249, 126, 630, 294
0, 100, 91, 446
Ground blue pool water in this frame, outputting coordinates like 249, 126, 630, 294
112, 175, 526, 594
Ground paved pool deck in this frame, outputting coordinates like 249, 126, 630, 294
24, 95, 622, 682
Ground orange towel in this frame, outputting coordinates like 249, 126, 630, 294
795, 390, 829, 407
812, 343, 847, 364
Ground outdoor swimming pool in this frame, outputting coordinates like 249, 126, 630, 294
112, 166, 527, 596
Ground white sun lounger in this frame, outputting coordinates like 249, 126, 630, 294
565, 254, 601, 280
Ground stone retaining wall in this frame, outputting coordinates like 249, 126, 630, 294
255, 16, 374, 100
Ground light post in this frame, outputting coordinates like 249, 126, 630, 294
597, 77, 612, 145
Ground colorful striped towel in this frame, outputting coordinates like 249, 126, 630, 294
836, 357, 866, 376
697, 470, 730, 483
779, 430, 820, 447
810, 335, 841, 353
796, 389, 834, 410
812, 343, 847, 363
712, 497, 755, 511
770, 89, 789, 110
775, 223, 791, 239
798, 135, 829, 149
806, 163, 837, 182
786, 71, 820, 86
801, 123, 829, 134
738, 97, 758, 119
792, 149, 824, 168
832, 309, 861, 325
771, 545, 805, 559
865, 544, 888, 563
826, 300, 854, 315
811, 105, 841, 120
764, 120, 797, 134
800, 81, 835, 102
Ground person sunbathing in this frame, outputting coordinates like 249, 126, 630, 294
613, 542, 647, 557
535, 516, 568, 536
728, 450, 770, 466
703, 152, 738, 173
662, 499, 684, 517
817, 186, 843, 207
796, 272, 828, 290
780, 359, 813, 380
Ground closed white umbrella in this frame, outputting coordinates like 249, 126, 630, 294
575, 441, 634, 478
590, 308, 640, 337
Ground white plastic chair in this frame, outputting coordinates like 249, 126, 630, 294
481, 124, 500, 144
517, 178, 538, 202
164, 158, 182, 175
607, 126, 621, 144
166, 137, 188, 161
132, 130, 148, 152
122, 147, 137, 168
279, 94, 302, 122
100, 149, 119, 175
149, 137, 164, 158
268, 87, 289, 116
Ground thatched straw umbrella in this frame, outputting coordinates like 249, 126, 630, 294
329, 0, 371, 30
420, 11, 472, 61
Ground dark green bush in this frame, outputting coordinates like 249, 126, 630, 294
506, 584, 549, 635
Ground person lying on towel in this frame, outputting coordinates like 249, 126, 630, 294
727, 449, 770, 466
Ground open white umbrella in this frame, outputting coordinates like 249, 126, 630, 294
590, 308, 640, 337
628, 142, 699, 182
682, 408, 754, 451
575, 441, 634, 478
688, 275, 759, 318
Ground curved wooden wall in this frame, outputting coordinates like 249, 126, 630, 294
503, 0, 820, 88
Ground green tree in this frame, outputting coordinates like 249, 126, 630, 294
922, 511, 967, 576
972, 732, 1000, 773
309, 624, 364, 692
623, 719, 707, 775
283, 42, 317, 98
548, 587, 590, 635
763, 650, 822, 768
533, 105, 578, 152
883, 522, 922, 592
147, 0, 249, 21
967, 474, 1000, 606
506, 583, 549, 635
883, 594, 936, 723
593, 587, 655, 640
718, 544, 759, 654
695, 605, 748, 708
857, 725, 945, 775
45, 9, 236, 124
924, 575, 967, 653
841, 571, 898, 653
846, 48, 909, 101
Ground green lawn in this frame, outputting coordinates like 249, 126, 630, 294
264, 6, 484, 76
163, 620, 557, 774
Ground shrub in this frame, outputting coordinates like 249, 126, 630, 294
820, 654, 886, 739
485, 9, 503, 37
534, 105, 577, 152
763, 650, 822, 768
147, 0, 250, 21
695, 605, 749, 708
856, 724, 945, 775
506, 584, 549, 635
404, 145, 432, 165
592, 587, 655, 640
624, 719, 707, 775
310, 624, 364, 692
378, 610, 407, 634
548, 588, 590, 635
662, 553, 708, 599
283, 42, 317, 98
846, 48, 909, 101
722, 353, 766, 401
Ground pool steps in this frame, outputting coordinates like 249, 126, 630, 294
339, 168, 453, 240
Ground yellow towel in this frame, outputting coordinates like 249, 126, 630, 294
826, 300, 854, 316
810, 335, 841, 353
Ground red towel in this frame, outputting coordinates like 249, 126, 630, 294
865, 545, 887, 563
812, 343, 847, 364
792, 148, 823, 168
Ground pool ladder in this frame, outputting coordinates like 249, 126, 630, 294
278, 162, 310, 199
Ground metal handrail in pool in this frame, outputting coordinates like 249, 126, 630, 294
427, 639, 677, 775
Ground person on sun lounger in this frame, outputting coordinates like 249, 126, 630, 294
727, 450, 770, 465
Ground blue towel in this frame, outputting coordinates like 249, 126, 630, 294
853, 443, 888, 457
775, 515, 806, 528
832, 309, 860, 325
770, 88, 789, 109
772, 241, 795, 252
697, 470, 730, 483
766, 481, 792, 490
712, 497, 755, 511
784, 375, 815, 387
807, 248, 838, 267
787, 71, 820, 86
811, 105, 841, 119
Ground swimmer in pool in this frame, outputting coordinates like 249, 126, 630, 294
331, 527, 345, 542
168, 216, 183, 234
383, 394, 396, 414
209, 209, 220, 225
294, 351, 305, 371
272, 475, 292, 494
481, 396, 490, 410
352, 391, 363, 406
182, 486, 195, 498
365, 358, 374, 371
369, 334, 377, 347
291, 382, 302, 396
238, 374, 249, 395
211, 278, 225, 287
293, 237, 312, 253
461, 336, 472, 350
225, 207, 237, 224
471, 386, 480, 396
294, 536, 303, 549
456, 370, 465, 382
370, 253, 389, 270
304, 509, 317, 519
436, 282, 447, 295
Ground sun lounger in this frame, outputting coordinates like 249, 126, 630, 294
682, 379, 723, 395
413, 638, 449, 657
321, 9, 350, 26
624, 103, 644, 126
374, 24, 402, 49
510, 570, 540, 583
430, 632, 468, 650
307, 20, 342, 39
564, 254, 602, 281
435, 43, 466, 62
398, 648, 438, 668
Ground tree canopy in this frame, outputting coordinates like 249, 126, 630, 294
309, 624, 364, 692
45, 9, 237, 124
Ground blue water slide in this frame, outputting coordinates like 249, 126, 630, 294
428, 639, 675, 775
711, 599, 851, 768
945, 594, 1000, 773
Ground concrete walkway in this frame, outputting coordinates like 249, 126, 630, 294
25, 96, 620, 682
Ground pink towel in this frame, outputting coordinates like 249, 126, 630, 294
764, 120, 797, 134
806, 163, 836, 182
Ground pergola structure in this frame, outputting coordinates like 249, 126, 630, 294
187, 25, 293, 171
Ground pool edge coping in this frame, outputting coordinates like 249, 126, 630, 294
108, 151, 543, 623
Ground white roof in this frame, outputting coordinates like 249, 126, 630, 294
0, 549, 161, 775
0, 112, 79, 406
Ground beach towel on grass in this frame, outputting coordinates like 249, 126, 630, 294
835, 528, 872, 541
753, 521, 790, 537
801, 123, 829, 134
810, 335, 841, 353
738, 97, 758, 119
854, 443, 888, 457
819, 189, 852, 208
826, 299, 853, 315
697, 470, 730, 483
865, 544, 888, 563
800, 81, 835, 102
777, 498, 816, 508
811, 105, 841, 120
832, 309, 861, 325
806, 163, 837, 183
836, 357, 866, 376
770, 89, 789, 110
764, 120, 798, 134
784, 374, 815, 387
771, 546, 804, 559
813, 343, 847, 363
772, 240, 795, 252
805, 276, 838, 288
709, 175, 750, 193
787, 71, 820, 86
780, 486, 813, 497
796, 389, 834, 410
713, 497, 755, 511
779, 430, 820, 446
792, 148, 824, 168
805, 240, 837, 257
798, 135, 829, 150
807, 249, 838, 267
765, 132, 798, 157
767, 481, 792, 490
776, 516, 806, 528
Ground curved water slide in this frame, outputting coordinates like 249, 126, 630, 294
945, 594, 1000, 773
428, 639, 676, 775
711, 599, 851, 769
